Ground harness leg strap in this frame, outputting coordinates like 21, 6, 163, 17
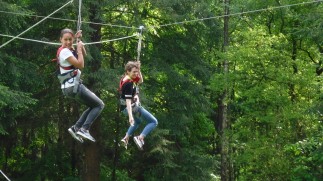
73, 70, 81, 93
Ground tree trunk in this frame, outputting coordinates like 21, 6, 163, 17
111, 104, 122, 181
219, 0, 230, 180
81, 2, 103, 181
289, 36, 298, 103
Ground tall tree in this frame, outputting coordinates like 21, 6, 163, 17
219, 0, 230, 180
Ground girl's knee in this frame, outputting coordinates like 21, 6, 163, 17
99, 100, 105, 110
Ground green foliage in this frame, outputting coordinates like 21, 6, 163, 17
285, 135, 323, 181
214, 1, 322, 180
0, 0, 321, 180
0, 84, 36, 134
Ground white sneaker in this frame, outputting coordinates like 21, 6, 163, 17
68, 126, 84, 143
120, 138, 128, 149
77, 128, 96, 142
133, 136, 144, 150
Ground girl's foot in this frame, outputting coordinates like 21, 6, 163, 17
133, 136, 144, 150
120, 138, 128, 149
68, 126, 84, 143
77, 128, 96, 142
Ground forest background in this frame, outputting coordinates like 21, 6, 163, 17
0, 0, 322, 180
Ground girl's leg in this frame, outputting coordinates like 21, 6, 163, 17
74, 84, 105, 130
126, 115, 142, 137
74, 108, 91, 129
121, 108, 142, 140
63, 86, 91, 129
120, 109, 142, 149
138, 107, 158, 140
133, 107, 157, 150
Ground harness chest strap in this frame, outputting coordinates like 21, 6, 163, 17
119, 75, 140, 106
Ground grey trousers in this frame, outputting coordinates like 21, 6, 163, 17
62, 84, 105, 130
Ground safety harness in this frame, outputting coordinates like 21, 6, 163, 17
118, 75, 140, 107
53, 46, 81, 93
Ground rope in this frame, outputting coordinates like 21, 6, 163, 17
0, 33, 137, 46
0, 0, 74, 49
0, 33, 61, 45
77, 0, 82, 32
0, 0, 320, 47
136, 26, 144, 61
149, 0, 323, 28
0, 170, 11, 181
76, 0, 83, 55
0, 11, 138, 29
83, 34, 137, 45
0, 0, 135, 46
0, 0, 319, 31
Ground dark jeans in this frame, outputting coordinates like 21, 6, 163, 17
62, 84, 105, 130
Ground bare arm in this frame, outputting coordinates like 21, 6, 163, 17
66, 41, 85, 69
138, 61, 143, 84
138, 70, 143, 84
126, 99, 134, 126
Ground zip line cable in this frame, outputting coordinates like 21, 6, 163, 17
0, 33, 61, 45
83, 34, 138, 45
0, 0, 321, 30
0, 170, 11, 181
0, 11, 137, 29
0, 0, 321, 46
0, 0, 136, 46
0, 0, 74, 49
149, 0, 323, 28
0, 33, 138, 46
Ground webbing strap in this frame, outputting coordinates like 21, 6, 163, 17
73, 69, 81, 93
60, 65, 74, 70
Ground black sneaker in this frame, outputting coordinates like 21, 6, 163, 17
68, 126, 84, 143
77, 128, 96, 142
133, 136, 144, 150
